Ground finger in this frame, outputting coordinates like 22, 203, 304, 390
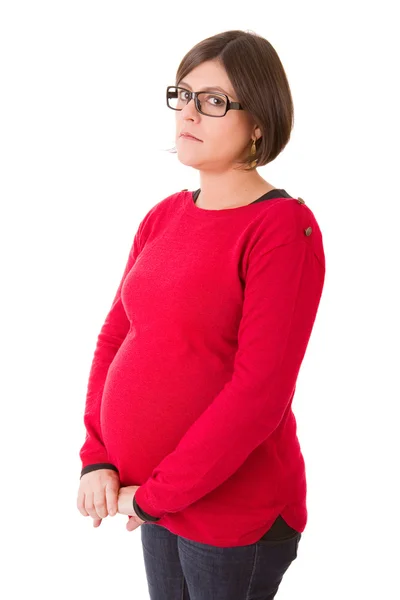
93, 518, 102, 528
126, 516, 142, 532
85, 491, 101, 520
105, 481, 119, 516
93, 488, 108, 519
77, 489, 89, 516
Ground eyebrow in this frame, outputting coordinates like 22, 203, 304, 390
178, 81, 232, 98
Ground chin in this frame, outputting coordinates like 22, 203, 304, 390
177, 155, 204, 169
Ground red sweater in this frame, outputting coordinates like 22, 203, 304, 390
79, 188, 326, 547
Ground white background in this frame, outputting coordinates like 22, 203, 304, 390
1, 1, 399, 598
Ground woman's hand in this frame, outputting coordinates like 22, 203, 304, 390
118, 485, 147, 532
77, 468, 120, 529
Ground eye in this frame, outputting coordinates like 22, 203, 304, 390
209, 96, 223, 105
206, 95, 227, 108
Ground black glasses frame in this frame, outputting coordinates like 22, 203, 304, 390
166, 85, 244, 118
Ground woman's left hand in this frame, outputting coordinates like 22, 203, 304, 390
117, 485, 146, 532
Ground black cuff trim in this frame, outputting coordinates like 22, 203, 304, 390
80, 463, 119, 478
132, 496, 161, 522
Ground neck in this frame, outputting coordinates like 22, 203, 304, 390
197, 170, 274, 210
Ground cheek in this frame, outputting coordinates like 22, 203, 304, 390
216, 126, 248, 155
207, 123, 235, 147
219, 118, 248, 144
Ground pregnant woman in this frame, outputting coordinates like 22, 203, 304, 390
77, 29, 326, 600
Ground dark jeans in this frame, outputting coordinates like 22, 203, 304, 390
140, 519, 302, 600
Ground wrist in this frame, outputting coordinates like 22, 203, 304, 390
132, 495, 161, 522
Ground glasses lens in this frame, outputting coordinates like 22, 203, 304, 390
197, 92, 227, 116
167, 87, 227, 116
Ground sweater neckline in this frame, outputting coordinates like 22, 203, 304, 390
183, 188, 291, 219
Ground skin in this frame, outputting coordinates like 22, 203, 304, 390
118, 485, 146, 532
77, 469, 146, 532
175, 58, 277, 210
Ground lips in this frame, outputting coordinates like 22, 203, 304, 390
180, 133, 202, 141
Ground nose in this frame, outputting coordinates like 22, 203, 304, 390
180, 96, 199, 119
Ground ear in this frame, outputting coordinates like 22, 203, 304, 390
253, 125, 262, 141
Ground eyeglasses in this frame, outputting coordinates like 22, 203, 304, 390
166, 85, 244, 118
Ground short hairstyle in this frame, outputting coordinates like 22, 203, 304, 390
166, 29, 295, 171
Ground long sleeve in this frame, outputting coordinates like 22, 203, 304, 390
134, 238, 325, 518
78, 228, 142, 475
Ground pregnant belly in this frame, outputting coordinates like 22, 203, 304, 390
100, 333, 231, 485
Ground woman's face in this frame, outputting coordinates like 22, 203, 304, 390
174, 59, 260, 171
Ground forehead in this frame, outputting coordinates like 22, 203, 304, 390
177, 61, 235, 98
178, 81, 232, 98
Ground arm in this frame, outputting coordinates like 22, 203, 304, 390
78, 228, 142, 477
134, 238, 326, 518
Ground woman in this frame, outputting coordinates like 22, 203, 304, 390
77, 30, 326, 599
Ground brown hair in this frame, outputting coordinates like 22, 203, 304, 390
166, 29, 295, 171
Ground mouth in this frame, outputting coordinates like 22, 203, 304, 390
179, 133, 203, 142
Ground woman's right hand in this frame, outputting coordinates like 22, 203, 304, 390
77, 469, 120, 528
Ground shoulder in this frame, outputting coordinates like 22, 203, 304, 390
136, 189, 183, 240
250, 197, 325, 270
140, 189, 182, 220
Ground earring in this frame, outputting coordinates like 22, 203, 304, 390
249, 138, 257, 169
